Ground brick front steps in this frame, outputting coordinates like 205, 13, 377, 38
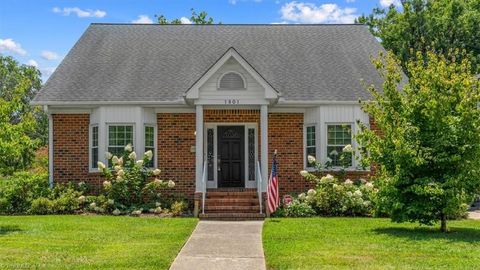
199, 188, 265, 220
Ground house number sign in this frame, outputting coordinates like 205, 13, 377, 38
224, 99, 240, 105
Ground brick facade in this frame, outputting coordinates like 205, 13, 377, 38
52, 111, 373, 203
52, 114, 102, 190
268, 113, 313, 196
157, 113, 196, 202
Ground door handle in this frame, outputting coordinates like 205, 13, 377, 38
217, 156, 221, 171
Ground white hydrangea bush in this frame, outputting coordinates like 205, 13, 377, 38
96, 143, 175, 215
298, 151, 378, 217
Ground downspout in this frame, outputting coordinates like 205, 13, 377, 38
47, 107, 54, 188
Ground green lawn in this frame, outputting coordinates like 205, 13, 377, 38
0, 215, 197, 270
263, 218, 480, 270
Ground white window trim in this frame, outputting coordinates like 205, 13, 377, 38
144, 124, 157, 169
217, 71, 247, 90
89, 124, 99, 172
304, 123, 318, 169
204, 122, 258, 189
325, 122, 355, 170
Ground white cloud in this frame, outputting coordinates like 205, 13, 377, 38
131, 15, 153, 24
52, 7, 106, 18
346, 0, 356, 3
180, 17, 192, 24
280, 2, 359, 24
41, 50, 59, 60
229, 0, 262, 4
0, 38, 27, 56
26, 59, 38, 67
40, 67, 57, 77
379, 0, 401, 8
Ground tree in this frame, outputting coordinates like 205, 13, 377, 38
0, 56, 43, 175
0, 56, 47, 145
357, 51, 480, 232
357, 0, 480, 74
156, 8, 216, 25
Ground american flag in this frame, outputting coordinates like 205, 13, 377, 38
267, 153, 280, 213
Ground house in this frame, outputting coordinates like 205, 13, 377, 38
32, 24, 384, 219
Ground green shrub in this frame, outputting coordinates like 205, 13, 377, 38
29, 197, 53, 215
170, 201, 188, 216
0, 172, 49, 214
50, 185, 81, 214
283, 199, 316, 217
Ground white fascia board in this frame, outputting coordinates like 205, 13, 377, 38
31, 100, 186, 106
278, 100, 364, 106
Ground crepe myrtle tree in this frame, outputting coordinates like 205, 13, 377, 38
356, 51, 480, 232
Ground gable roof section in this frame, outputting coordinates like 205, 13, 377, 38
33, 24, 386, 105
185, 47, 279, 101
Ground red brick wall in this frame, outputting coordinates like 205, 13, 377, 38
52, 111, 374, 202
268, 113, 314, 196
157, 113, 196, 201
52, 114, 102, 190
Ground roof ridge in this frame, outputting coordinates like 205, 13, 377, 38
90, 23, 365, 26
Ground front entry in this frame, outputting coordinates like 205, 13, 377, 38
217, 126, 245, 187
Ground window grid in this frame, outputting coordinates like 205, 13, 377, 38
145, 126, 155, 167
108, 125, 134, 164
91, 126, 98, 169
327, 124, 352, 167
306, 125, 316, 167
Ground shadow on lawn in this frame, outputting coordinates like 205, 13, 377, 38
0, 225, 22, 236
373, 226, 480, 243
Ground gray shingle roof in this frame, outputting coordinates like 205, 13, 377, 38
33, 24, 386, 104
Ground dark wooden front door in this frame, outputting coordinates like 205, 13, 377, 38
217, 126, 244, 187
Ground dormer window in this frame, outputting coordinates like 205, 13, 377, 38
218, 72, 246, 90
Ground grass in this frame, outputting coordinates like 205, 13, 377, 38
0, 215, 197, 270
263, 218, 480, 270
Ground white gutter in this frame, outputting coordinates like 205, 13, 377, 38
31, 100, 186, 106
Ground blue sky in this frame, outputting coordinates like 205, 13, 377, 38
0, 0, 398, 82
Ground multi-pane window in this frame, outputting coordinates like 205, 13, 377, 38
108, 125, 134, 162
327, 124, 352, 167
91, 126, 98, 169
144, 126, 155, 167
306, 125, 316, 167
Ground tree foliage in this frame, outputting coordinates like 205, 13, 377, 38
357, 51, 480, 232
357, 0, 480, 74
156, 8, 216, 24
0, 56, 44, 175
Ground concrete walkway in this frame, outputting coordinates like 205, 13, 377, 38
169, 221, 266, 270
468, 211, 480, 220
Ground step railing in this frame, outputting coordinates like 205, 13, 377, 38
201, 161, 208, 215
256, 161, 263, 214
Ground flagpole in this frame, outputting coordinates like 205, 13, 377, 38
266, 149, 277, 218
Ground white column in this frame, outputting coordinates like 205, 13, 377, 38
260, 105, 268, 192
195, 105, 204, 192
